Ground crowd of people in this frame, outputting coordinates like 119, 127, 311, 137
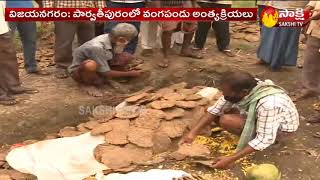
0, 0, 320, 169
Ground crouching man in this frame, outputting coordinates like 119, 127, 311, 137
181, 72, 299, 169
68, 23, 142, 97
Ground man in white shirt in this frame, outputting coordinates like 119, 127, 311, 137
0, 1, 38, 105
181, 72, 299, 169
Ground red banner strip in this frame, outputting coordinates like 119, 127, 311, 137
5, 8, 258, 22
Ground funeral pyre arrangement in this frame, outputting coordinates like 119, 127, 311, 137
0, 82, 256, 180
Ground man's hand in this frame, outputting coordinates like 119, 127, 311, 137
311, 9, 320, 20
180, 132, 197, 145
211, 156, 236, 169
127, 70, 142, 77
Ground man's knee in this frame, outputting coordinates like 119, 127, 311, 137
81, 60, 97, 72
219, 114, 235, 129
219, 114, 245, 135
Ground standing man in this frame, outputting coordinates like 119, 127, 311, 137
104, 0, 146, 55
194, 0, 234, 58
0, 1, 38, 106
43, 0, 105, 79
6, 0, 49, 75
299, 1, 320, 125
156, 0, 200, 68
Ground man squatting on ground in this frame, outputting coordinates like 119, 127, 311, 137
181, 72, 299, 169
68, 23, 142, 97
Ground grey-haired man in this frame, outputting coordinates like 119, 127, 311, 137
68, 23, 142, 97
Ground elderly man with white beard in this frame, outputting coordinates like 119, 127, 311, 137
68, 23, 142, 97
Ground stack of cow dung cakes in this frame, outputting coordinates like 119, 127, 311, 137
230, 22, 260, 42
84, 82, 220, 172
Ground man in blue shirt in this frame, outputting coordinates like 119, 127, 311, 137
6, 0, 49, 75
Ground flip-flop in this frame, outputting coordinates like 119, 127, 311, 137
54, 69, 69, 79
23, 89, 39, 94
157, 61, 169, 68
10, 87, 39, 95
180, 52, 203, 59
313, 132, 320, 138
222, 50, 235, 57
307, 117, 320, 123
0, 96, 18, 106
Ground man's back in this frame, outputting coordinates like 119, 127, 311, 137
81, 34, 112, 51
256, 93, 299, 131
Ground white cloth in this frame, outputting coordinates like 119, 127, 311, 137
140, 21, 159, 49
0, 1, 9, 35
96, 169, 192, 180
140, 21, 184, 49
6, 133, 108, 180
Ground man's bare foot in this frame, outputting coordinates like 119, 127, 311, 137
140, 49, 153, 57
55, 68, 69, 79
254, 60, 267, 65
0, 95, 17, 106
81, 86, 103, 97
9, 86, 39, 95
157, 58, 169, 68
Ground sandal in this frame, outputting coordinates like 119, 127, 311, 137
313, 132, 320, 138
222, 49, 235, 57
0, 95, 18, 106
10, 86, 39, 95
307, 117, 320, 123
54, 68, 69, 79
157, 59, 169, 68
180, 51, 203, 59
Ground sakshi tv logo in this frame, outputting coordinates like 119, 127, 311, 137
261, 7, 311, 28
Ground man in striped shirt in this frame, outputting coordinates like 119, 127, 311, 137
181, 72, 299, 169
43, 0, 105, 79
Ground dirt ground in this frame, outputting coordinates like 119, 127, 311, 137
0, 23, 319, 179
